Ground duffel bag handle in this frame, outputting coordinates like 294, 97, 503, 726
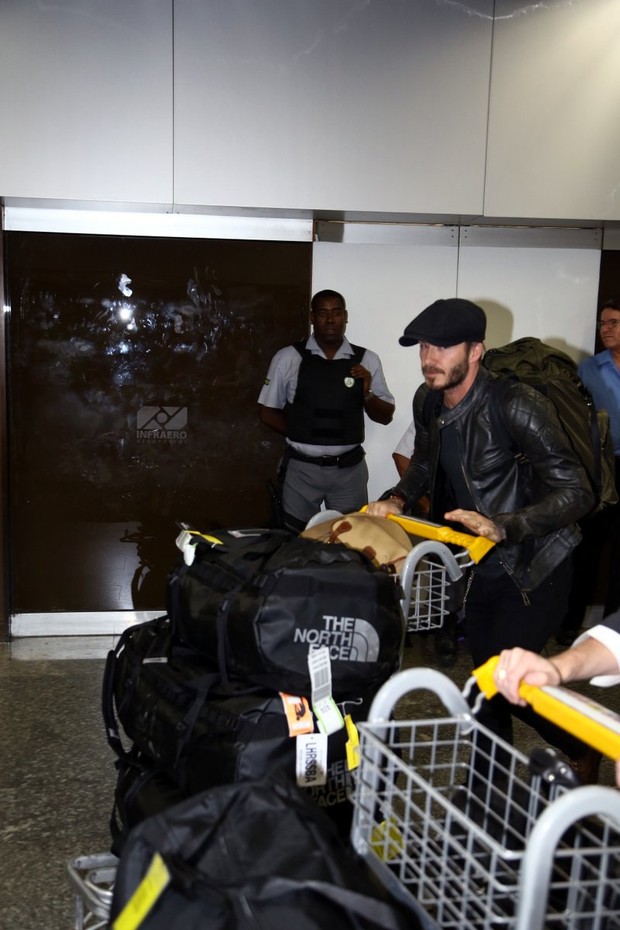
235, 875, 412, 930
102, 641, 131, 761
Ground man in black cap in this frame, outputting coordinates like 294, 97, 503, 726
368, 297, 600, 782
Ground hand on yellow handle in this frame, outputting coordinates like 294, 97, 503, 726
472, 655, 620, 761
386, 513, 495, 564
359, 506, 495, 563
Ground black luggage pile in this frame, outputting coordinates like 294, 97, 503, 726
103, 525, 406, 853
109, 774, 422, 930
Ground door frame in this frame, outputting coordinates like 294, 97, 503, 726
0, 209, 9, 640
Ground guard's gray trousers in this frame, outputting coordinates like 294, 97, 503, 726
282, 457, 369, 529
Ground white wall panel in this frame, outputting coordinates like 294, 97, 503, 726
485, 0, 620, 222
312, 228, 459, 500
312, 224, 602, 501
174, 0, 493, 214
458, 226, 603, 360
0, 0, 173, 203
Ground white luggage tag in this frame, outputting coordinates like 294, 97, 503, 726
279, 690, 328, 786
296, 731, 328, 787
308, 645, 344, 736
174, 527, 222, 566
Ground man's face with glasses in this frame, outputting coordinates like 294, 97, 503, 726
597, 309, 620, 350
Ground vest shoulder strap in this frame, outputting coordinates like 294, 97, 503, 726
293, 339, 310, 358
293, 340, 366, 364
349, 344, 366, 365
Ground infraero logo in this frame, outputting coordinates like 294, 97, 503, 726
136, 406, 188, 442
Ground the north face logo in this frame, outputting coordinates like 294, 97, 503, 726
293, 616, 379, 662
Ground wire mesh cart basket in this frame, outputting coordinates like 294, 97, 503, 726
389, 514, 491, 633
304, 510, 493, 633
67, 852, 118, 930
351, 667, 620, 930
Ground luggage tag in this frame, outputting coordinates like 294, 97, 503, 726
344, 713, 360, 770
112, 851, 170, 930
281, 688, 328, 786
370, 818, 405, 862
296, 731, 328, 787
308, 645, 344, 736
175, 527, 223, 566
279, 693, 314, 737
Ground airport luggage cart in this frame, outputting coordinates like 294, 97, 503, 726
351, 666, 620, 930
305, 510, 494, 633
387, 514, 492, 633
67, 853, 118, 930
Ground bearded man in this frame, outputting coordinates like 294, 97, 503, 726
367, 298, 601, 783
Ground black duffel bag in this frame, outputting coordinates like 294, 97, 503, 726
103, 616, 370, 841
109, 749, 187, 856
109, 775, 421, 930
168, 527, 406, 698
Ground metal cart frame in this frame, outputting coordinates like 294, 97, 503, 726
67, 853, 118, 930
398, 536, 467, 632
351, 667, 620, 930
305, 510, 488, 633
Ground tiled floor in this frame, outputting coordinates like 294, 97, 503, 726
0, 641, 116, 930
0, 629, 618, 930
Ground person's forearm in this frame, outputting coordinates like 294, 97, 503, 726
393, 453, 411, 478
552, 636, 619, 683
391, 460, 429, 513
364, 393, 394, 424
258, 404, 287, 436
494, 638, 620, 706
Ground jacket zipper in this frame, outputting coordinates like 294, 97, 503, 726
451, 423, 532, 607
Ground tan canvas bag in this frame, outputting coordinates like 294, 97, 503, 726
301, 512, 413, 574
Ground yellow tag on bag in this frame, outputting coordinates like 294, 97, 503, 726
345, 713, 360, 770
113, 852, 170, 930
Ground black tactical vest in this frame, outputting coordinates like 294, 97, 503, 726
286, 342, 366, 446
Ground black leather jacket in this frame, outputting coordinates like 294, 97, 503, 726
389, 367, 594, 591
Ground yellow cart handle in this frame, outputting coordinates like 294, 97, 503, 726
384, 513, 495, 564
473, 655, 620, 761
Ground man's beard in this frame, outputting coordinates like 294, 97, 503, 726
423, 354, 470, 391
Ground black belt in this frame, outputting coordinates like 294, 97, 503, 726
287, 445, 365, 468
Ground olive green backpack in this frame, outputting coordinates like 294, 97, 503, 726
482, 336, 617, 518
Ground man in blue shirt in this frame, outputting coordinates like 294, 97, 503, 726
559, 297, 620, 643
579, 298, 620, 457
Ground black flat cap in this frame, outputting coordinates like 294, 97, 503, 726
399, 298, 487, 347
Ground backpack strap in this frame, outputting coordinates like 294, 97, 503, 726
582, 386, 604, 499
488, 376, 535, 464
102, 643, 131, 761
